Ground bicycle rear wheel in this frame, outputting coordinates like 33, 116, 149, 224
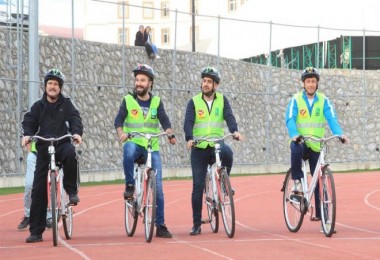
62, 189, 73, 239
125, 198, 138, 236
219, 169, 235, 238
50, 170, 59, 246
204, 172, 219, 233
144, 169, 156, 242
320, 167, 336, 237
283, 169, 304, 232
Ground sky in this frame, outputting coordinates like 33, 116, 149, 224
3, 0, 379, 58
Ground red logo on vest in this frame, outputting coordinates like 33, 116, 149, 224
131, 109, 139, 118
299, 109, 307, 118
197, 109, 205, 118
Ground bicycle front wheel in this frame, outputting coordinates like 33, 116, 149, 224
50, 170, 59, 246
283, 169, 304, 232
125, 198, 138, 236
219, 169, 235, 238
320, 167, 336, 237
62, 189, 73, 239
144, 169, 156, 243
205, 173, 219, 233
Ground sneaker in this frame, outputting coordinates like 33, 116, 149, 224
291, 179, 303, 194
26, 234, 43, 243
189, 225, 201, 236
69, 193, 80, 205
17, 216, 30, 230
46, 218, 52, 229
123, 184, 135, 200
155, 54, 161, 59
156, 224, 172, 238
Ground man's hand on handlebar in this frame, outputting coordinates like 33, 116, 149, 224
73, 134, 82, 145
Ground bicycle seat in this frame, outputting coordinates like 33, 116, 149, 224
135, 156, 146, 166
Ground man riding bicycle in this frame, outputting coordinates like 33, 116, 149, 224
183, 66, 242, 236
285, 67, 348, 222
114, 64, 176, 238
22, 69, 83, 243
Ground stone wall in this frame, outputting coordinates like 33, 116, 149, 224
1, 30, 379, 187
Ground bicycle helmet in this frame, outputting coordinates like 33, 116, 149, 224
301, 67, 320, 82
133, 64, 155, 82
44, 69, 65, 88
201, 66, 221, 84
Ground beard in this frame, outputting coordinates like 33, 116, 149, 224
135, 85, 149, 97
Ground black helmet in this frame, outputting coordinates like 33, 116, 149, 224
133, 64, 155, 82
301, 67, 320, 82
201, 66, 221, 84
44, 69, 65, 88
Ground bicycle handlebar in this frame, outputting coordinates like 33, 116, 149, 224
193, 133, 237, 146
31, 134, 74, 143
127, 131, 175, 141
299, 135, 345, 144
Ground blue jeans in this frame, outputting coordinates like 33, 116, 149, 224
190, 144, 233, 227
123, 141, 166, 226
23, 152, 51, 219
290, 141, 321, 218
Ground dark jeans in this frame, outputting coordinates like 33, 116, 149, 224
191, 144, 233, 227
29, 142, 78, 235
290, 141, 321, 218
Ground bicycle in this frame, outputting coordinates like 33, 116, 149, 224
124, 131, 173, 243
195, 133, 237, 238
30, 134, 79, 246
281, 135, 345, 237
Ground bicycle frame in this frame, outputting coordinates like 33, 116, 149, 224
197, 133, 236, 238
124, 131, 172, 242
31, 134, 74, 246
283, 135, 341, 237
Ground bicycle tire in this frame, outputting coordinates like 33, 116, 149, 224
283, 169, 304, 232
62, 188, 73, 239
205, 172, 219, 233
50, 170, 59, 246
144, 169, 156, 243
219, 169, 235, 238
320, 167, 336, 237
125, 198, 138, 236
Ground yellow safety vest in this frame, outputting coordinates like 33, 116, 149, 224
295, 91, 326, 152
122, 95, 160, 151
193, 92, 224, 149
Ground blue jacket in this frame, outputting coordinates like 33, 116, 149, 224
285, 90, 343, 139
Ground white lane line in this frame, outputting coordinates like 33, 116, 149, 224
364, 189, 380, 211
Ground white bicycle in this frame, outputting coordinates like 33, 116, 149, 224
281, 135, 345, 237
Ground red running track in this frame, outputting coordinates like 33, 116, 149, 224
0, 171, 379, 259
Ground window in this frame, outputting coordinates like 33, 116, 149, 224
118, 28, 129, 45
117, 1, 129, 18
143, 2, 154, 19
161, 28, 170, 44
189, 0, 199, 14
228, 0, 237, 12
161, 2, 169, 18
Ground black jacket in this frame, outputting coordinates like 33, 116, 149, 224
22, 92, 83, 142
134, 31, 145, 46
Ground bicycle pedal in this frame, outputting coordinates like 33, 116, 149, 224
205, 197, 213, 203
201, 219, 210, 224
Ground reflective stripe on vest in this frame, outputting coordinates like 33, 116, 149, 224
295, 91, 326, 152
123, 95, 160, 151
193, 92, 224, 149
31, 141, 37, 153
